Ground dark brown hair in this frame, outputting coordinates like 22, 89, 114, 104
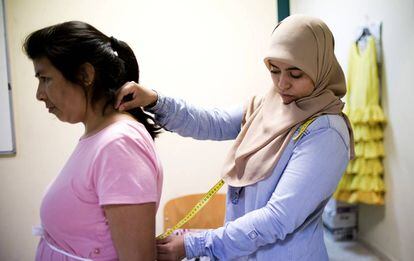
24, 21, 161, 139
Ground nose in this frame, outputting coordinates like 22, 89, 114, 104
278, 72, 291, 90
36, 83, 46, 101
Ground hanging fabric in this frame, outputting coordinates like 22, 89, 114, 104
334, 27, 386, 205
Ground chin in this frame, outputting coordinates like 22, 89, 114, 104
56, 116, 69, 123
55, 115, 78, 124
281, 98, 294, 104
279, 94, 296, 104
66, 118, 82, 124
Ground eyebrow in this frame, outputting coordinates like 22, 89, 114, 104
269, 64, 301, 71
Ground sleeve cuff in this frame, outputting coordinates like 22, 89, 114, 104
145, 91, 164, 112
145, 92, 176, 129
184, 230, 210, 259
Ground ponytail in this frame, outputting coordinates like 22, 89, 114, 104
109, 36, 161, 139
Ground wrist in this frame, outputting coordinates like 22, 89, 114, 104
144, 90, 158, 109
179, 235, 186, 259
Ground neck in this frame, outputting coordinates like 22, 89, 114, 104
82, 102, 118, 138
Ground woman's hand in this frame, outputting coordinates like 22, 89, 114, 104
115, 81, 158, 111
156, 235, 186, 261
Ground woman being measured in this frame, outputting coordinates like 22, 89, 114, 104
117, 14, 354, 260
25, 21, 163, 261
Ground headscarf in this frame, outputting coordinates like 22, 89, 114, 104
221, 14, 354, 187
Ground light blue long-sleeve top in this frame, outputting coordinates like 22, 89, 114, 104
149, 93, 351, 261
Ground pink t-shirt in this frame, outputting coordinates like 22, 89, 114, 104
35, 120, 163, 261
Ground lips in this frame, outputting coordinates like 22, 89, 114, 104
280, 94, 294, 99
46, 105, 55, 113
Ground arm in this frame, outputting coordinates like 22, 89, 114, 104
115, 81, 243, 140
104, 203, 156, 261
150, 93, 243, 140
184, 127, 350, 260
94, 125, 162, 260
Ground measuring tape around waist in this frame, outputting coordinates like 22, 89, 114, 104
156, 179, 225, 240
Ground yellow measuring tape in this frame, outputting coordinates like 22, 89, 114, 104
156, 179, 225, 239
156, 117, 316, 239
293, 117, 316, 142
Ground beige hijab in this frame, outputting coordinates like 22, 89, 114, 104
221, 14, 354, 187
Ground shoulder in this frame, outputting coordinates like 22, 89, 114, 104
89, 120, 155, 153
110, 119, 150, 137
105, 120, 151, 140
300, 114, 351, 149
90, 120, 161, 172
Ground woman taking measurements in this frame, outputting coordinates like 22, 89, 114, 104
117, 14, 354, 260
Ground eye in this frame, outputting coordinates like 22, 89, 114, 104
290, 70, 303, 79
39, 76, 51, 83
270, 65, 280, 74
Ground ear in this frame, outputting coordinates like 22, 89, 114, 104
79, 63, 95, 87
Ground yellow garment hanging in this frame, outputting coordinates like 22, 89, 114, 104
334, 36, 386, 205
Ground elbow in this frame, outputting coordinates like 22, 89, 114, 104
260, 203, 297, 241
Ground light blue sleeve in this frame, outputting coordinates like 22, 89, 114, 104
184, 127, 350, 260
148, 93, 243, 140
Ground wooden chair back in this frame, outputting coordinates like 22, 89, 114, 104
163, 193, 226, 231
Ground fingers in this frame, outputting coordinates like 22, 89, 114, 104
115, 81, 158, 112
115, 81, 136, 110
156, 253, 178, 261
118, 100, 138, 112
156, 242, 175, 261
156, 235, 173, 244
156, 243, 170, 253
156, 235, 186, 261
156, 236, 173, 254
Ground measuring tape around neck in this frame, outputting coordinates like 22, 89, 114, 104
293, 117, 316, 142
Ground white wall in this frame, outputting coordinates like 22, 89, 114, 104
0, 0, 276, 260
291, 1, 414, 260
